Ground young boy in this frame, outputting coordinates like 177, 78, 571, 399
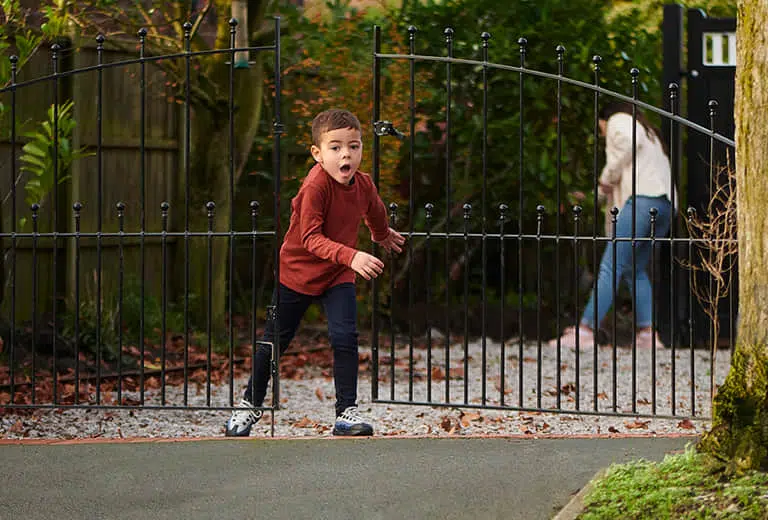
226, 109, 405, 437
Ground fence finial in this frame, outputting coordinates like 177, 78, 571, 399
425, 203, 434, 221
444, 27, 454, 44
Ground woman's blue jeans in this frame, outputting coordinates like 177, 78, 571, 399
581, 195, 672, 330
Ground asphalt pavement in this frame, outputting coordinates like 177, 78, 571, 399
0, 436, 693, 520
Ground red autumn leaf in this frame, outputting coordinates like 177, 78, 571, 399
677, 419, 696, 430
624, 420, 650, 430
315, 388, 324, 401
294, 417, 316, 428
9, 419, 24, 433
460, 411, 482, 427
431, 366, 446, 381
608, 426, 619, 433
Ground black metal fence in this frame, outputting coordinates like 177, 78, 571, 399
0, 19, 284, 431
370, 26, 736, 420
0, 20, 737, 425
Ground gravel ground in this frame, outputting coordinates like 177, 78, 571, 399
0, 335, 729, 440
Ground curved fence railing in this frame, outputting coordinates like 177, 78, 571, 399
371, 25, 737, 421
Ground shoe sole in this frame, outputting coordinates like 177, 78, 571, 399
332, 425, 374, 436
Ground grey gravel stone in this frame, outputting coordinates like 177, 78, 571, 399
0, 337, 728, 439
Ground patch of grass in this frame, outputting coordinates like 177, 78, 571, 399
578, 445, 768, 519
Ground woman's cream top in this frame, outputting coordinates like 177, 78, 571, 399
599, 112, 676, 211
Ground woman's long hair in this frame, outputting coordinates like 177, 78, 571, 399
599, 102, 668, 156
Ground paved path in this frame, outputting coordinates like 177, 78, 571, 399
0, 436, 692, 519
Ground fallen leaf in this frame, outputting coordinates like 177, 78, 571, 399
294, 417, 316, 428
624, 420, 650, 430
677, 419, 696, 430
608, 426, 619, 433
315, 388, 324, 401
9, 419, 24, 434
637, 398, 651, 405
459, 411, 482, 427
597, 392, 608, 400
431, 367, 446, 381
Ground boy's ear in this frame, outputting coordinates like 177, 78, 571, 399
310, 144, 321, 163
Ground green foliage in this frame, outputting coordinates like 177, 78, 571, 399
399, 0, 664, 229
63, 275, 191, 361
580, 445, 768, 519
18, 100, 92, 227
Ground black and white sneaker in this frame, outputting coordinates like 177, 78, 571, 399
225, 399, 263, 437
332, 406, 374, 436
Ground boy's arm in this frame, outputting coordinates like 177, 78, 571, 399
299, 185, 358, 266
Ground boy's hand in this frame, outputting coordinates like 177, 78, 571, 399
375, 228, 406, 254
351, 252, 385, 280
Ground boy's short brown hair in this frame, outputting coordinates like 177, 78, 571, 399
311, 109, 362, 147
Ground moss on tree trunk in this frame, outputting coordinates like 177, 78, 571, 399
698, 0, 768, 472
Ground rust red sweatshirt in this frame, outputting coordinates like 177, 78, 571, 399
279, 163, 390, 296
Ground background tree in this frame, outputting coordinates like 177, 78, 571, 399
68, 0, 278, 334
699, 0, 768, 472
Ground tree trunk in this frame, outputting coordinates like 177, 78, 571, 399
185, 0, 268, 335
699, 0, 768, 472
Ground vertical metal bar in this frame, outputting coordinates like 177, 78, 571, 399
31, 204, 40, 404
206, 202, 215, 406
228, 18, 237, 406
481, 31, 490, 407
389, 203, 397, 400
408, 25, 417, 403
371, 24, 381, 402
707, 99, 718, 409
272, 16, 283, 411
425, 203, 433, 402
161, 202, 169, 405
499, 204, 508, 406
183, 21, 192, 406
610, 207, 619, 412
51, 43, 60, 405
592, 55, 602, 412
9, 55, 18, 403
95, 35, 105, 405
630, 68, 640, 415
444, 27, 454, 404
669, 83, 679, 415
250, 201, 260, 410
650, 208, 658, 415
536, 205, 544, 409
139, 28, 147, 406
73, 203, 82, 403
117, 202, 126, 404
554, 46, 565, 406
687, 207, 696, 416
517, 37, 527, 408
462, 204, 471, 405
572, 206, 582, 411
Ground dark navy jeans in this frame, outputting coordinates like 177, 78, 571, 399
244, 282, 359, 417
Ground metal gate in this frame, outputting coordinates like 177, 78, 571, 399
0, 19, 283, 431
370, 25, 736, 420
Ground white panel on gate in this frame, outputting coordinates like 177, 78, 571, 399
702, 32, 737, 66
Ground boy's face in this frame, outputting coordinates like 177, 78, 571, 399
311, 127, 363, 185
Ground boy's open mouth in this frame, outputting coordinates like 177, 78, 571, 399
340, 165, 351, 173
